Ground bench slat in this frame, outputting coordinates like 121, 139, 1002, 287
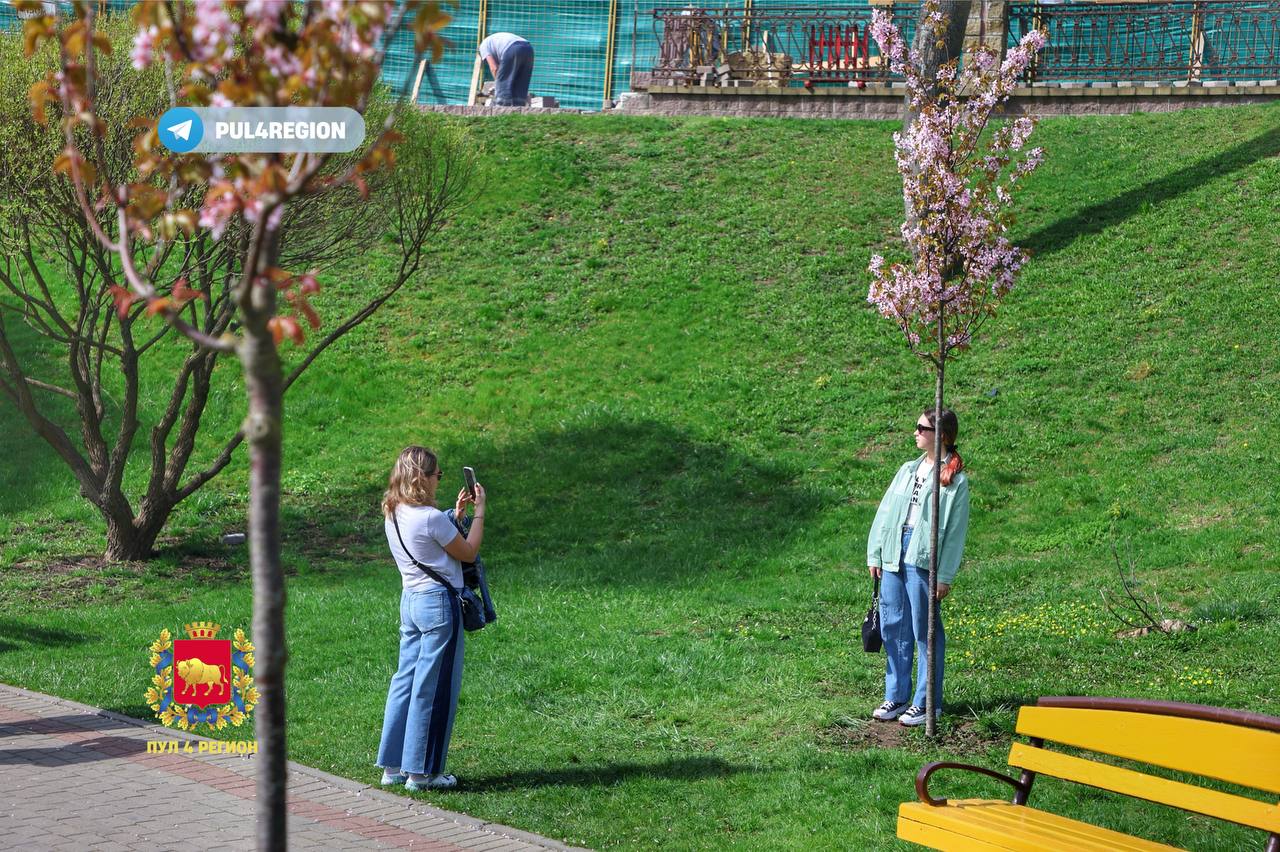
1016, 705, 1280, 794
898, 811, 1019, 851
1008, 742, 1280, 833
899, 800, 1178, 851
957, 802, 1173, 851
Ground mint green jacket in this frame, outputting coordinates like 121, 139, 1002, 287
866, 455, 970, 585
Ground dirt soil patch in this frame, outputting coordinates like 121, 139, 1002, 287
819, 717, 1007, 756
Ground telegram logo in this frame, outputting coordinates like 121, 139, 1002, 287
158, 107, 204, 154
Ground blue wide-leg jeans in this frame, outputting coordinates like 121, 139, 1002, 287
495, 42, 534, 106
376, 587, 464, 775
879, 526, 945, 709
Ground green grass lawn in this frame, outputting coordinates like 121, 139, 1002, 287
3, 105, 1279, 850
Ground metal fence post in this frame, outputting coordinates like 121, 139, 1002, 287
604, 0, 620, 108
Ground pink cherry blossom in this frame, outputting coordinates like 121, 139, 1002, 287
263, 44, 303, 80
198, 184, 239, 240
243, 0, 289, 25
191, 0, 238, 67
131, 25, 158, 71
868, 2, 1047, 358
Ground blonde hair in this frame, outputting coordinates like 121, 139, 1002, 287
382, 446, 439, 518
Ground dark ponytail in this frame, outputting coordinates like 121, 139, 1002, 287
922, 407, 964, 486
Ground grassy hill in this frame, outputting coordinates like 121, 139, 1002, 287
2, 104, 1279, 850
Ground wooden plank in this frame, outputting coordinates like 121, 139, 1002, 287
1008, 743, 1280, 833
468, 0, 488, 106
468, 55, 483, 106
956, 802, 1177, 851
898, 810, 1018, 851
410, 59, 427, 104
1016, 706, 1280, 794
900, 801, 1177, 852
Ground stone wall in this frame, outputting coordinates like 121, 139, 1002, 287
613, 82, 1280, 120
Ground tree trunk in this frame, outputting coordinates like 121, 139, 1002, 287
905, 0, 973, 127
926, 312, 945, 738
904, 1, 973, 222
239, 234, 288, 852
104, 514, 163, 562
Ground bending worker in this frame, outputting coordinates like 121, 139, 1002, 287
479, 32, 535, 106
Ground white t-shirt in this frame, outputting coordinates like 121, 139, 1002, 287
386, 504, 463, 591
478, 32, 529, 62
904, 461, 934, 527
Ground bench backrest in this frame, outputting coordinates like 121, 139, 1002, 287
1009, 697, 1280, 834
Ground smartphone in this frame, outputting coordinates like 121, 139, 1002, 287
463, 466, 478, 499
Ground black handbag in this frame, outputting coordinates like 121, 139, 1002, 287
861, 577, 883, 653
392, 514, 488, 632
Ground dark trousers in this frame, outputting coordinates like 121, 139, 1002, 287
495, 41, 534, 106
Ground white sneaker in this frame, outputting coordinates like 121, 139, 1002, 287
379, 770, 407, 785
872, 700, 909, 721
899, 705, 939, 727
406, 773, 457, 791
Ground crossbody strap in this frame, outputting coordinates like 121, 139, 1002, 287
391, 512, 459, 594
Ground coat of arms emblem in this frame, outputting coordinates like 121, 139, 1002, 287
146, 621, 257, 731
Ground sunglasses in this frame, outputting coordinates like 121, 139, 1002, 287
914, 423, 935, 433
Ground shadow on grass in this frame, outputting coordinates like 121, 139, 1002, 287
0, 619, 90, 654
1021, 124, 1280, 257
461, 755, 755, 792
0, 321, 84, 519
7, 416, 819, 598
284, 417, 820, 589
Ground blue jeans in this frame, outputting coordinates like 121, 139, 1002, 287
495, 41, 534, 106
376, 587, 464, 775
879, 527, 944, 708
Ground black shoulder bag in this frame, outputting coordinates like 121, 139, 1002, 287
861, 576, 883, 653
392, 514, 488, 633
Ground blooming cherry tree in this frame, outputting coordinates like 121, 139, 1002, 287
868, 3, 1046, 735
20, 1, 453, 847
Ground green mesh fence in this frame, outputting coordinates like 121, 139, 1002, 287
378, 1, 625, 109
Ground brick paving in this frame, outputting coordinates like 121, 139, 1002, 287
0, 683, 583, 852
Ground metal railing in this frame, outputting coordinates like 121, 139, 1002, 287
645, 5, 919, 88
1008, 1, 1280, 83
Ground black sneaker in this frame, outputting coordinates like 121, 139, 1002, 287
872, 700, 909, 721
899, 705, 939, 727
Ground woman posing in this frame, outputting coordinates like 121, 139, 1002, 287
866, 408, 970, 727
376, 446, 487, 790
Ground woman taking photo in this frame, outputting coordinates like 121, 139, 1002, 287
376, 446, 487, 791
866, 408, 969, 727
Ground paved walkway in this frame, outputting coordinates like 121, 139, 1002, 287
0, 683, 582, 851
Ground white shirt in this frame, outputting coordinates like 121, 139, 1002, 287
904, 460, 935, 527
386, 504, 463, 591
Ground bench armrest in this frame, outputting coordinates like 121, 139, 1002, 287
916, 761, 1032, 807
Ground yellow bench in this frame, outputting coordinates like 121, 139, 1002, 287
897, 696, 1280, 851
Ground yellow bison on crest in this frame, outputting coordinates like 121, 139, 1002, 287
177, 658, 228, 697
